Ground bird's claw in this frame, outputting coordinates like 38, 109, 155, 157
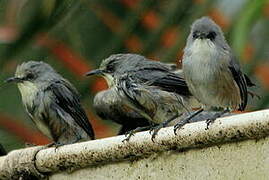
205, 118, 215, 130
55, 142, 65, 148
45, 142, 65, 152
173, 123, 184, 135
122, 135, 132, 143
149, 128, 154, 135
149, 125, 158, 135
149, 125, 163, 142
122, 130, 135, 142
151, 130, 158, 142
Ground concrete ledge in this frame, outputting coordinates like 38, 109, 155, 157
51, 137, 269, 179
0, 109, 269, 179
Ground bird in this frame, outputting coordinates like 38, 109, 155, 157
93, 87, 153, 135
5, 61, 95, 146
174, 16, 256, 132
86, 53, 200, 141
91, 59, 178, 135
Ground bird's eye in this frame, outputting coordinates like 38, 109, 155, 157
206, 31, 217, 40
25, 73, 35, 80
106, 64, 114, 73
192, 31, 198, 39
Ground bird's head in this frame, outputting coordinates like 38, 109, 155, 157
187, 16, 227, 48
85, 54, 136, 87
5, 61, 57, 85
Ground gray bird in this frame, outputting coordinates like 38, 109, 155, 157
91, 58, 179, 135
174, 17, 255, 132
5, 61, 95, 146
86, 54, 200, 141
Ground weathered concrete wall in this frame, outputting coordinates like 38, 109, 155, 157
1, 110, 269, 179
50, 137, 269, 180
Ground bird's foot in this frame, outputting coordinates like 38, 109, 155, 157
45, 142, 65, 152
174, 109, 204, 135
205, 118, 216, 130
150, 114, 181, 141
45, 142, 56, 148
54, 142, 66, 152
205, 109, 230, 130
122, 130, 136, 142
122, 126, 152, 142
149, 124, 164, 142
174, 118, 190, 135
54, 142, 65, 148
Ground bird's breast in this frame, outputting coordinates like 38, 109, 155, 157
183, 39, 225, 82
18, 82, 54, 139
183, 40, 238, 108
186, 39, 219, 66
18, 82, 39, 107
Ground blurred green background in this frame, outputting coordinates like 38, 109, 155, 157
0, 0, 268, 152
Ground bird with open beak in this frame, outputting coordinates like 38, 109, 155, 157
5, 61, 95, 146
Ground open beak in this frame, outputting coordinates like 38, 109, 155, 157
85, 69, 103, 76
4, 77, 23, 83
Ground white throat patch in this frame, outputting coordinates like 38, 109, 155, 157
103, 73, 115, 87
18, 81, 39, 104
191, 39, 215, 53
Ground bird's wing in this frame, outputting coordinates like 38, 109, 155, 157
46, 80, 95, 139
128, 65, 191, 96
148, 72, 191, 96
115, 55, 191, 96
117, 75, 158, 120
228, 55, 249, 111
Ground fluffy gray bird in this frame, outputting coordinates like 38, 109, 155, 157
91, 59, 178, 135
6, 61, 95, 146
86, 54, 200, 141
174, 17, 255, 132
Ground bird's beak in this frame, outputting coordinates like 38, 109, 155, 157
85, 69, 103, 76
197, 32, 206, 39
4, 77, 23, 83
